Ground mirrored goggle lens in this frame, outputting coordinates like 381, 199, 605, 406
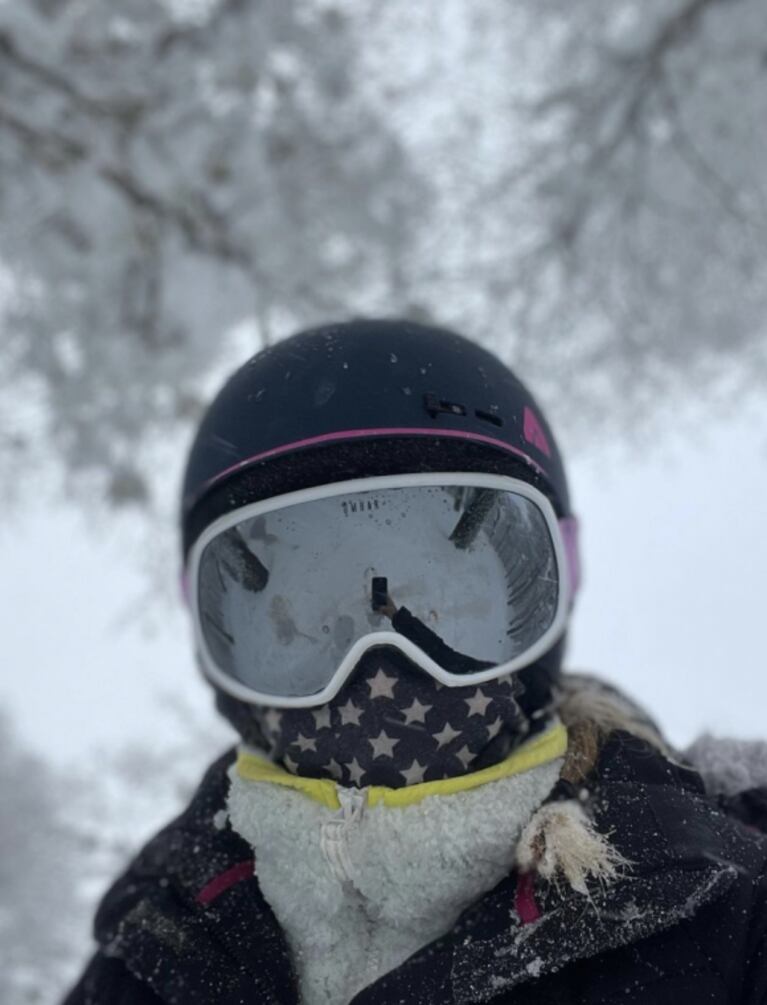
196, 483, 560, 699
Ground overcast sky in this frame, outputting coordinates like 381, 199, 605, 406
2, 395, 766, 765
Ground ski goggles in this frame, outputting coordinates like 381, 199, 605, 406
188, 472, 574, 707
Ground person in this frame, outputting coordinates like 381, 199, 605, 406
64, 320, 767, 1004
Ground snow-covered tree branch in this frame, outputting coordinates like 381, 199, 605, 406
0, 0, 424, 503
491, 0, 767, 399
1, 0, 765, 507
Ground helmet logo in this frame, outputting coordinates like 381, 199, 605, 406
523, 406, 551, 458
424, 393, 504, 429
424, 393, 466, 418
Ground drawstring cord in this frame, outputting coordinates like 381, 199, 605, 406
318, 787, 381, 991
319, 787, 368, 884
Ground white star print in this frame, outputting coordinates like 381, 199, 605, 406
433, 722, 461, 748
294, 733, 317, 753
264, 709, 283, 736
465, 689, 492, 717
454, 745, 475, 769
402, 698, 432, 725
368, 730, 400, 759
284, 754, 299, 774
327, 758, 343, 781
399, 759, 428, 785
312, 706, 332, 731
367, 668, 397, 699
338, 699, 363, 726
347, 757, 366, 785
486, 716, 503, 740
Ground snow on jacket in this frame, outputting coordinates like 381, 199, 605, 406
225, 725, 567, 1004
63, 689, 767, 1004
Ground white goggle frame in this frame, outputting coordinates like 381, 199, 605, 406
188, 471, 572, 708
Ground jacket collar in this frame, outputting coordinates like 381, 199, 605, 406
350, 731, 742, 1003
97, 734, 743, 1004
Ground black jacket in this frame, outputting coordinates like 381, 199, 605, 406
64, 732, 767, 1004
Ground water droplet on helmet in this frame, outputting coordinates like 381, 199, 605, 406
389, 353, 398, 363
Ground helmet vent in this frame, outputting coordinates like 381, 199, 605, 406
475, 408, 504, 428
424, 393, 467, 418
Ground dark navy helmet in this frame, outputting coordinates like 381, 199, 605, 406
182, 319, 575, 563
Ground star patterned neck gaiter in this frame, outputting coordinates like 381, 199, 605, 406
244, 649, 529, 788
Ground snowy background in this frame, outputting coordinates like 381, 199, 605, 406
1, 1, 766, 1001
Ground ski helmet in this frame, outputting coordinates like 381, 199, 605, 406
181, 319, 579, 729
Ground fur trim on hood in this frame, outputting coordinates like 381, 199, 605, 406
524, 672, 767, 896
512, 673, 654, 895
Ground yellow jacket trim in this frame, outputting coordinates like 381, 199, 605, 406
235, 721, 568, 810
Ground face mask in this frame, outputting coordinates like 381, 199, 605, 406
236, 648, 529, 788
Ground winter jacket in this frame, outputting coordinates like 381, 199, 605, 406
64, 729, 767, 1004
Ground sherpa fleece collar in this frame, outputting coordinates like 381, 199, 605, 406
228, 736, 566, 1005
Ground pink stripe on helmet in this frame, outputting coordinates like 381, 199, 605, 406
522, 406, 552, 458
200, 426, 548, 497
